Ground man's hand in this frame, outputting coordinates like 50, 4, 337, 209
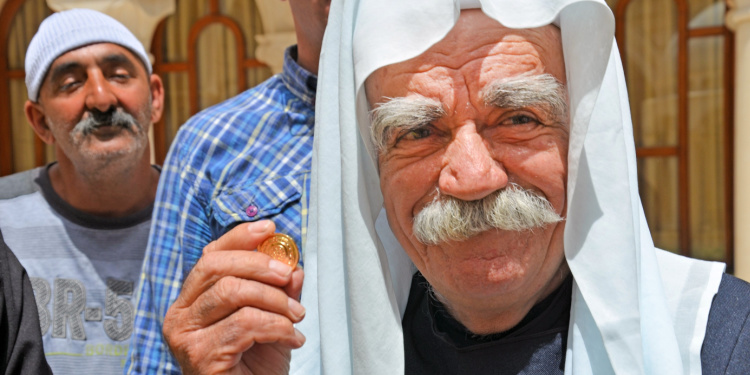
163, 220, 305, 375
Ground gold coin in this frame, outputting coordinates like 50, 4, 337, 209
258, 233, 299, 267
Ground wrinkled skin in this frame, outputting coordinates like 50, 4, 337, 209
24, 42, 163, 217
163, 221, 306, 375
366, 10, 570, 335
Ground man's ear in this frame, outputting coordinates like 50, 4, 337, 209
24, 100, 55, 144
148, 74, 165, 124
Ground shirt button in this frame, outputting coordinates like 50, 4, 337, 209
246, 205, 259, 217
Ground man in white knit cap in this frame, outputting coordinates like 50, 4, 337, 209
0, 8, 163, 374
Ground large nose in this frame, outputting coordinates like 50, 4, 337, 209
438, 124, 508, 201
84, 70, 117, 112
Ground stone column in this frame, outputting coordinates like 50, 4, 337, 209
727, 0, 750, 280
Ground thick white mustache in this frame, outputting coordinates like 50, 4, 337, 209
413, 184, 563, 245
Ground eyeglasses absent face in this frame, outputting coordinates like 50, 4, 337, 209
365, 10, 570, 335
26, 43, 163, 170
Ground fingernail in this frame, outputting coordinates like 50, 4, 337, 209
250, 220, 271, 234
294, 328, 306, 345
288, 297, 306, 321
269, 259, 292, 276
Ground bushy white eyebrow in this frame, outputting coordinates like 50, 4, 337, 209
369, 95, 445, 152
369, 74, 567, 153
482, 73, 568, 123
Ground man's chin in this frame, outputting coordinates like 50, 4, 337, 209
418, 231, 547, 291
75, 136, 147, 164
423, 262, 532, 316
444, 257, 526, 286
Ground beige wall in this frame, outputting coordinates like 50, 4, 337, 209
36, 0, 295, 73
46, 0, 175, 57
728, 0, 750, 280
254, 0, 296, 74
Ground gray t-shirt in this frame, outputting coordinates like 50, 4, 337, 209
0, 164, 155, 374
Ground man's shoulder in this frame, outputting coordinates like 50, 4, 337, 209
167, 73, 313, 169
701, 273, 750, 374
709, 273, 750, 319
0, 167, 42, 200
180, 74, 290, 132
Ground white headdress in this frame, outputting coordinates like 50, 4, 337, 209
294, 0, 725, 374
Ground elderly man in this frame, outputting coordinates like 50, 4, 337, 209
126, 0, 329, 373
0, 9, 163, 374
297, 0, 750, 374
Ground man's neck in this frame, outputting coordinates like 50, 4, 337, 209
295, 36, 321, 75
425, 272, 572, 346
49, 155, 158, 218
439, 264, 571, 335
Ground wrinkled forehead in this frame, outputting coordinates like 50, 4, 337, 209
350, 1, 614, 165
364, 11, 565, 106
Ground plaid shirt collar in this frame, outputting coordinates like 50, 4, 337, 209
281, 45, 317, 107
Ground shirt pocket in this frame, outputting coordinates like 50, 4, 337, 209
211, 174, 304, 231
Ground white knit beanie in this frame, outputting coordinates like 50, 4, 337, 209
25, 8, 152, 102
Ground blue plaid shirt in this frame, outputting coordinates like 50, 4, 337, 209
125, 46, 315, 374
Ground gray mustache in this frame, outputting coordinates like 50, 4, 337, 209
412, 184, 563, 245
73, 108, 141, 136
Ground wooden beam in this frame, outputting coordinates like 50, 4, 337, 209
0, 0, 27, 176
635, 147, 680, 158
724, 26, 736, 271
676, 0, 691, 256
688, 26, 725, 38
187, 14, 248, 114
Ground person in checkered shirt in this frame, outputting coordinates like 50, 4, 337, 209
125, 0, 330, 374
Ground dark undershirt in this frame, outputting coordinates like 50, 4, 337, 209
403, 272, 750, 375
35, 162, 157, 230
403, 272, 572, 375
